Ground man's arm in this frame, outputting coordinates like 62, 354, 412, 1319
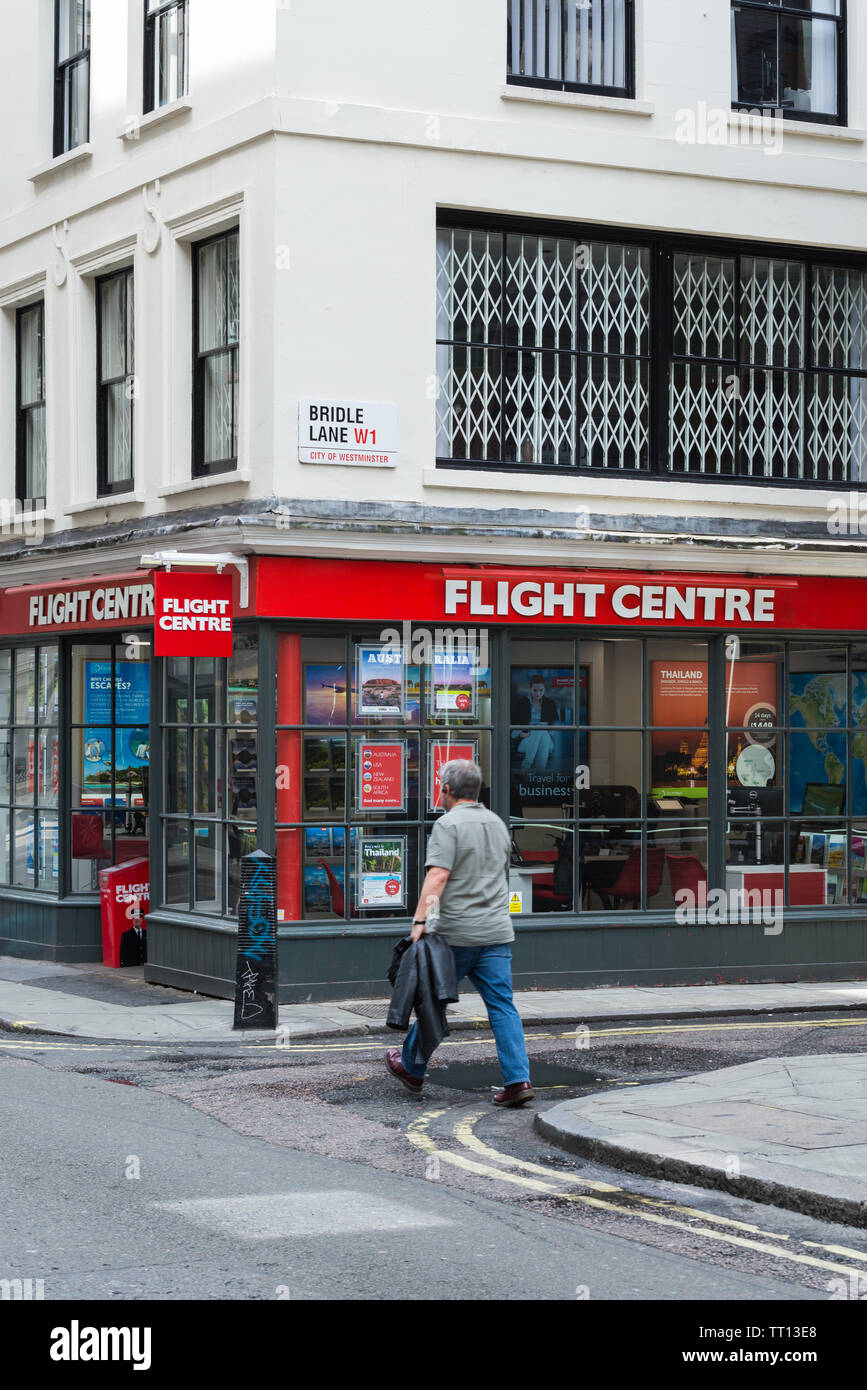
410, 866, 450, 942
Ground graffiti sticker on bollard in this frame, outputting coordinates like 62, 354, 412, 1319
233, 850, 278, 1030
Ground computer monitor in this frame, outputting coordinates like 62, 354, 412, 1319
801, 783, 846, 817
727, 787, 784, 817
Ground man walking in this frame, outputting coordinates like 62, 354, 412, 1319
385, 759, 534, 1106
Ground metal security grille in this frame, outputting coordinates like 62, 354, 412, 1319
438, 219, 867, 486
436, 228, 650, 470
670, 251, 867, 484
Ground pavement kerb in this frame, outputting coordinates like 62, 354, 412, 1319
534, 1108, 867, 1230
1, 995, 867, 1045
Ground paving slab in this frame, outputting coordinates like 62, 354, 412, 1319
0, 957, 866, 1045
536, 1055, 867, 1227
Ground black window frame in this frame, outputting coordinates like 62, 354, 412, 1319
16, 301, 47, 508
731, 0, 847, 128
0, 642, 61, 895
96, 267, 136, 499
67, 639, 152, 898
435, 209, 867, 490
143, 0, 189, 115
258, 623, 867, 927
192, 227, 240, 479
506, 0, 635, 100
53, 0, 91, 157
159, 632, 259, 918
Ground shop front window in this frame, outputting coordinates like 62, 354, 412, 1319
160, 633, 258, 915
263, 625, 867, 928
70, 642, 150, 893
275, 633, 493, 923
725, 638, 867, 908
0, 645, 59, 892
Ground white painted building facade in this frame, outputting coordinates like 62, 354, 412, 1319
1, 1, 866, 994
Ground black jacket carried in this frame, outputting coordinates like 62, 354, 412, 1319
386, 934, 459, 1065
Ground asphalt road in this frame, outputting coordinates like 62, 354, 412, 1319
1, 1010, 866, 1303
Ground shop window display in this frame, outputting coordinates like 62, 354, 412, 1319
276, 633, 491, 922
70, 644, 150, 893
160, 633, 258, 915
0, 645, 59, 891
726, 640, 867, 907
149, 625, 867, 928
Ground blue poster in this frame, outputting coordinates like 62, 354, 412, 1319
83, 663, 150, 797
85, 661, 150, 725
788, 671, 862, 814
510, 667, 585, 807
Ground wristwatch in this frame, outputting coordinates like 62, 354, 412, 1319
412, 919, 426, 926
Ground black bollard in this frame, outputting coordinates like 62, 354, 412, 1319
233, 850, 278, 1030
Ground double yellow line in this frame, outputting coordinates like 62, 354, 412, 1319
406, 1105, 867, 1283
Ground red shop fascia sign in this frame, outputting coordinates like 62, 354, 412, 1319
0, 568, 244, 645
251, 557, 867, 632
4, 559, 866, 638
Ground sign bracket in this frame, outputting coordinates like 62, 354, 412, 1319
140, 551, 249, 609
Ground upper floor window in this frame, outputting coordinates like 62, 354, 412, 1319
54, 0, 91, 156
97, 269, 135, 497
144, 0, 188, 113
507, 0, 634, 98
436, 218, 867, 488
16, 303, 47, 506
731, 1, 844, 125
193, 229, 239, 477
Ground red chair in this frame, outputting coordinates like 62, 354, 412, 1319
72, 813, 108, 859
667, 854, 708, 904
522, 848, 570, 912
318, 860, 357, 918
610, 847, 666, 909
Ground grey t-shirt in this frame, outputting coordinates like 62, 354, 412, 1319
425, 802, 514, 947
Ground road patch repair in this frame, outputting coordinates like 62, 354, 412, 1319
535, 1055, 867, 1228
157, 1191, 453, 1238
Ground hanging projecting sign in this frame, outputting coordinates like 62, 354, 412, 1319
299, 400, 397, 467
154, 572, 234, 658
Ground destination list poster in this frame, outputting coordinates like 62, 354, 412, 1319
357, 742, 406, 812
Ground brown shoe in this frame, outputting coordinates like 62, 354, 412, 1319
493, 1081, 535, 1107
385, 1048, 424, 1094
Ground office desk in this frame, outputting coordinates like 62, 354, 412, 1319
725, 863, 827, 908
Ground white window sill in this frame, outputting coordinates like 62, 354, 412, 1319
729, 111, 866, 143
119, 96, 193, 142
158, 471, 250, 498
501, 84, 654, 117
65, 492, 146, 515
28, 144, 94, 184
7, 506, 55, 525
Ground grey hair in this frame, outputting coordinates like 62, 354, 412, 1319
438, 759, 482, 802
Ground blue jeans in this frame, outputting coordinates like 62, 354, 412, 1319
401, 943, 531, 1087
